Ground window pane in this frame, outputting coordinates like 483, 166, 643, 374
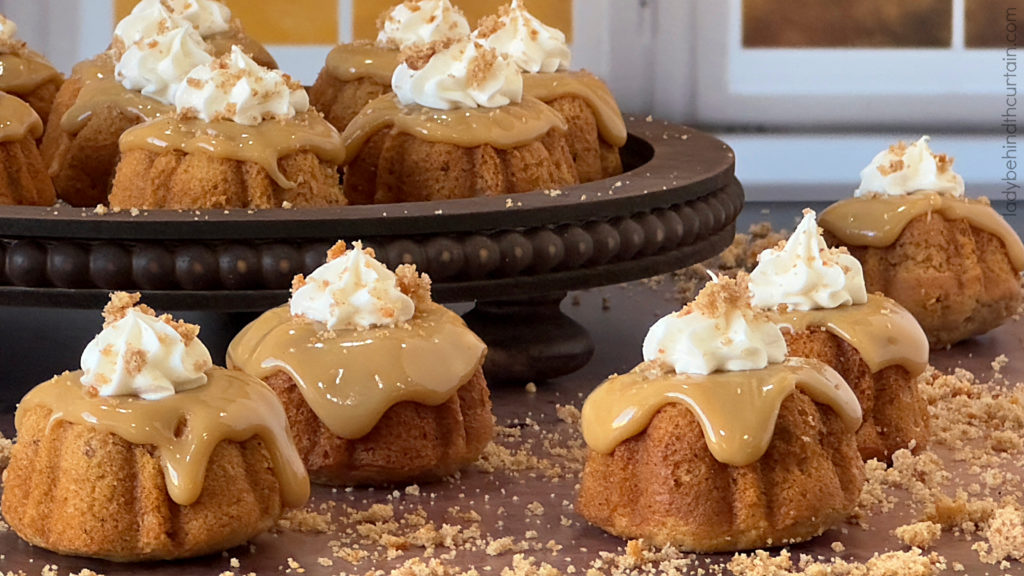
966, 0, 1019, 48
115, 0, 339, 45
743, 0, 953, 48
353, 0, 573, 43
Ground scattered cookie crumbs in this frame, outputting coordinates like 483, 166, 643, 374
992, 354, 1010, 373
525, 382, 537, 394
277, 504, 334, 533
553, 405, 580, 428
728, 547, 947, 575
487, 537, 522, 556
0, 433, 10, 470
976, 505, 1024, 564
895, 521, 943, 549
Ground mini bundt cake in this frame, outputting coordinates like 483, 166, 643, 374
475, 1, 626, 183
227, 242, 494, 486
576, 277, 865, 552
0, 91, 56, 205
40, 53, 170, 207
1, 293, 309, 562
309, 0, 468, 133
41, 0, 276, 207
342, 39, 578, 204
0, 13, 63, 126
819, 137, 1024, 348
750, 209, 931, 461
109, 47, 345, 210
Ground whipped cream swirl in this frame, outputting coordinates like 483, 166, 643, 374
855, 135, 965, 197
750, 209, 868, 311
475, 0, 571, 73
643, 277, 787, 375
291, 241, 415, 331
377, 0, 470, 50
81, 296, 212, 400
0, 13, 19, 43
114, 0, 180, 47
115, 0, 231, 47
116, 23, 213, 105
175, 45, 308, 125
393, 38, 523, 109
164, 0, 232, 37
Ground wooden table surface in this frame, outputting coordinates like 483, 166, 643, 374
1, 202, 1023, 575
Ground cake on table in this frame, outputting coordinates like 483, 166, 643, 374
41, 0, 276, 207
750, 208, 931, 462
474, 0, 625, 183
819, 136, 1024, 348
1, 293, 309, 562
0, 91, 56, 205
109, 46, 345, 210
316, 0, 626, 193
309, 0, 470, 134
227, 241, 494, 486
0, 13, 63, 126
576, 276, 865, 552
341, 37, 578, 203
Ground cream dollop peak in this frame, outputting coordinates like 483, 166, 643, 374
474, 0, 571, 74
392, 37, 523, 110
290, 241, 430, 331
855, 135, 965, 197
81, 292, 213, 400
750, 208, 868, 311
174, 45, 308, 125
377, 0, 471, 51
643, 275, 787, 375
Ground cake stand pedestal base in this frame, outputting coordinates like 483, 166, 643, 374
462, 293, 594, 384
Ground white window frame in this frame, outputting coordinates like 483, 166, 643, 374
694, 0, 1003, 128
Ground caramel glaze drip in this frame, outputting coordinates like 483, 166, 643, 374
0, 50, 61, 95
226, 302, 487, 440
0, 91, 43, 142
16, 368, 310, 508
119, 110, 347, 189
523, 71, 628, 148
60, 55, 173, 135
581, 358, 862, 466
819, 193, 1024, 271
774, 294, 929, 377
341, 93, 568, 165
324, 43, 400, 84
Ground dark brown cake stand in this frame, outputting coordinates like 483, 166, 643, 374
0, 118, 742, 381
